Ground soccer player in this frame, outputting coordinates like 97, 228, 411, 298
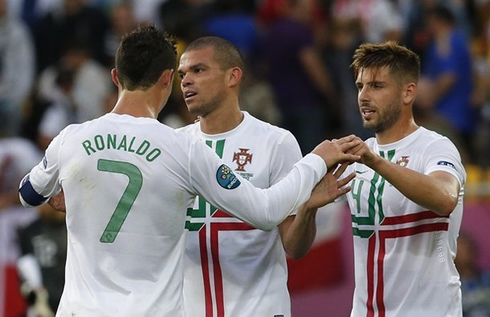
17, 25, 360, 317
343, 41, 466, 316
177, 36, 355, 317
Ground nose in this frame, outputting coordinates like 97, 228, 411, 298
178, 71, 190, 87
358, 86, 369, 103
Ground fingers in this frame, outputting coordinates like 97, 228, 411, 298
333, 134, 356, 144
337, 172, 356, 188
337, 185, 352, 196
339, 152, 361, 163
333, 163, 349, 178
336, 137, 363, 154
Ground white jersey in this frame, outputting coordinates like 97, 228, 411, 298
178, 112, 302, 317
20, 113, 326, 317
343, 127, 466, 317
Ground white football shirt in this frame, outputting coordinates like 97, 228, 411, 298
179, 112, 302, 317
20, 113, 326, 317
343, 127, 466, 317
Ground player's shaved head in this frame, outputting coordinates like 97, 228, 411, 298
184, 36, 245, 72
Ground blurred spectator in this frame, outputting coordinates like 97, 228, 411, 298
201, 0, 281, 125
401, 0, 438, 57
472, 0, 490, 173
455, 232, 490, 317
0, 136, 41, 316
204, 0, 258, 61
17, 204, 66, 317
37, 42, 112, 124
417, 4, 476, 163
102, 1, 138, 68
159, 0, 213, 42
37, 64, 77, 150
32, 0, 110, 73
259, 0, 335, 154
238, 65, 282, 126
321, 17, 372, 140
131, 0, 168, 26
329, 0, 403, 43
0, 0, 36, 137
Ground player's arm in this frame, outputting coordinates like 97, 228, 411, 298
354, 138, 461, 216
189, 136, 360, 231
19, 133, 63, 208
279, 164, 355, 259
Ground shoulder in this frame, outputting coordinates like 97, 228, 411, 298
418, 127, 460, 151
175, 121, 200, 135
244, 112, 296, 143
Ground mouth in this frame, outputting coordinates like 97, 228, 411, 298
360, 107, 376, 120
184, 90, 197, 100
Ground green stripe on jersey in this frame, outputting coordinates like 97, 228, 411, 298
351, 149, 395, 238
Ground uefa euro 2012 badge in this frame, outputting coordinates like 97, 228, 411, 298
216, 164, 241, 189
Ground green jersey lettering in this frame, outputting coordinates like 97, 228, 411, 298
80, 134, 162, 162
351, 149, 395, 238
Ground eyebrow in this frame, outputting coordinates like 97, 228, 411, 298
178, 62, 208, 72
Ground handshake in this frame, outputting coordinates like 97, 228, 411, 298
312, 134, 368, 169
301, 134, 371, 211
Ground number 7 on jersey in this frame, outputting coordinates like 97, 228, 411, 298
97, 159, 143, 243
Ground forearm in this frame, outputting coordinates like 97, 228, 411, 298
279, 206, 318, 259
368, 156, 459, 216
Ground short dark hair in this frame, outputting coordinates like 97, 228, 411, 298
184, 36, 245, 72
350, 41, 420, 85
115, 25, 177, 91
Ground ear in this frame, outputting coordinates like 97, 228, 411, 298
159, 69, 174, 88
111, 68, 120, 87
227, 67, 242, 88
403, 82, 416, 105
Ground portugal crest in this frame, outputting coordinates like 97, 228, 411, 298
233, 148, 253, 172
396, 156, 410, 167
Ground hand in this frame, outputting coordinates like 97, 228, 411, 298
349, 137, 379, 168
48, 191, 66, 212
304, 163, 355, 210
312, 134, 361, 168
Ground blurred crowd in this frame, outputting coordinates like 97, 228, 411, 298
0, 0, 488, 161
0, 0, 490, 315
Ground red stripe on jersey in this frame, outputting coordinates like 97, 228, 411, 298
381, 210, 448, 226
367, 235, 376, 317
199, 227, 213, 317
199, 219, 254, 317
213, 210, 232, 217
366, 222, 449, 317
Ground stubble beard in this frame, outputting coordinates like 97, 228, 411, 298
364, 99, 402, 134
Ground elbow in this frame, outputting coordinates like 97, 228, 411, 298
18, 174, 48, 208
433, 194, 458, 217
287, 248, 309, 260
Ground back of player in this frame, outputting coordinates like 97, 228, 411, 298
45, 114, 196, 316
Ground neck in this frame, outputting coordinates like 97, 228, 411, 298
375, 118, 419, 145
199, 103, 244, 135
111, 88, 164, 119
